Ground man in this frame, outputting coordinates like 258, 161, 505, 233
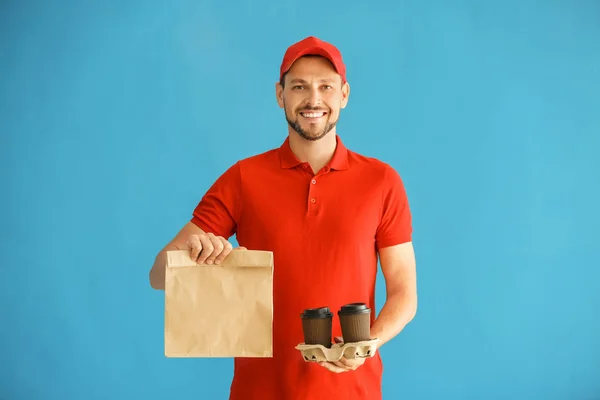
149, 36, 417, 399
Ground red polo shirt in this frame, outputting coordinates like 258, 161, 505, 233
191, 135, 412, 400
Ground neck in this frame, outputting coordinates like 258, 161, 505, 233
288, 130, 337, 174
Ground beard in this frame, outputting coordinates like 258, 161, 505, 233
284, 104, 338, 141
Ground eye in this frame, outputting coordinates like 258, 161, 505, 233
292, 85, 305, 90
322, 85, 333, 90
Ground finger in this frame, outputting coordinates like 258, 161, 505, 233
187, 235, 203, 262
196, 234, 215, 264
340, 356, 365, 370
336, 357, 356, 368
214, 240, 233, 265
319, 361, 347, 373
334, 336, 344, 344
205, 234, 224, 265
333, 359, 354, 369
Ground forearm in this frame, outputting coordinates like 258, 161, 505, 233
370, 290, 417, 347
149, 222, 209, 291
149, 249, 171, 290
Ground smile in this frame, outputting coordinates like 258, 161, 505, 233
300, 111, 327, 119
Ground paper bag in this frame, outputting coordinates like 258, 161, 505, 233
164, 249, 274, 358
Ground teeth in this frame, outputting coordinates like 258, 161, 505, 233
301, 112, 324, 118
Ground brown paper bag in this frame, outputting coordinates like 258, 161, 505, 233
164, 249, 274, 358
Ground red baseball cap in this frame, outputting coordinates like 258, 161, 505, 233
279, 36, 347, 83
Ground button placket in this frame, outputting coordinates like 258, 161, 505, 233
306, 167, 330, 216
307, 175, 319, 215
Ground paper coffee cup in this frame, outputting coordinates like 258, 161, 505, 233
338, 303, 371, 343
300, 307, 333, 348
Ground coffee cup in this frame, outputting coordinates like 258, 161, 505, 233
300, 307, 333, 348
338, 303, 371, 343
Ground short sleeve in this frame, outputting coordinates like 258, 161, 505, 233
191, 162, 241, 240
375, 166, 413, 249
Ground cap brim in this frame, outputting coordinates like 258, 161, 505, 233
282, 46, 340, 75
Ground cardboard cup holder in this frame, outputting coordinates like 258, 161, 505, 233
295, 338, 380, 362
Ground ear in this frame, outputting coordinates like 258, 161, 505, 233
275, 82, 284, 108
340, 81, 350, 109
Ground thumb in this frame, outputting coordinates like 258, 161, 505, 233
234, 246, 247, 251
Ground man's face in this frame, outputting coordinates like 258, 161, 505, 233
276, 56, 350, 141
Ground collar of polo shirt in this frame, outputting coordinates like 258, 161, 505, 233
278, 135, 349, 171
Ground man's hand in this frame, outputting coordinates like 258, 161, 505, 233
319, 337, 367, 373
186, 232, 246, 265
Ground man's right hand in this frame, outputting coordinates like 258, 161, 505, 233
186, 232, 246, 265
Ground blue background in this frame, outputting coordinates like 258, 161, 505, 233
2, 1, 599, 399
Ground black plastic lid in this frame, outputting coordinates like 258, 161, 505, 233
338, 303, 371, 315
300, 307, 333, 319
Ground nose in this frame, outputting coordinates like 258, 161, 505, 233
306, 87, 322, 107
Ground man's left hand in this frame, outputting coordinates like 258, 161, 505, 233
318, 337, 367, 373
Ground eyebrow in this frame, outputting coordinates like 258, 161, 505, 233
289, 78, 336, 84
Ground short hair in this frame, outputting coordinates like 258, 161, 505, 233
280, 72, 288, 88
